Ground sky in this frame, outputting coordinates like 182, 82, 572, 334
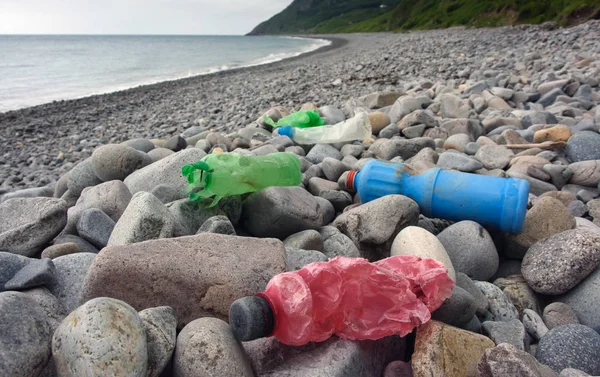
0, 0, 292, 35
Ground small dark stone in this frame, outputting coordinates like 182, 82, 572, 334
163, 135, 187, 152
196, 215, 236, 235
4, 258, 56, 291
76, 208, 115, 249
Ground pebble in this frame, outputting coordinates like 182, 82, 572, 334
66, 158, 103, 196
383, 361, 413, 377
391, 226, 456, 281
319, 190, 353, 212
319, 226, 360, 258
308, 176, 339, 196
76, 208, 115, 249
173, 317, 254, 377
0, 251, 32, 289
52, 297, 148, 377
437, 221, 499, 281
40, 242, 80, 259
305, 143, 342, 164
482, 319, 527, 350
139, 306, 177, 377
494, 275, 541, 316
568, 200, 588, 217
52, 234, 98, 254
536, 324, 600, 375
436, 152, 483, 172
321, 157, 348, 181
543, 302, 581, 329
477, 343, 559, 377
533, 125, 572, 143
443, 133, 471, 152
456, 272, 489, 316
163, 135, 187, 151
475, 281, 520, 322
285, 247, 328, 271
319, 105, 345, 124
91, 144, 151, 181
475, 145, 514, 170
3, 258, 55, 291
122, 138, 155, 152
431, 285, 477, 328
340, 143, 363, 158
283, 229, 324, 251
543, 164, 573, 189
108, 191, 176, 246
560, 369, 591, 377
0, 197, 67, 256
523, 308, 549, 341
402, 124, 426, 139
0, 291, 51, 377
196, 215, 236, 235
569, 160, 600, 187
48, 252, 96, 313
167, 198, 225, 236
567, 131, 600, 162
557, 267, 600, 327
368, 112, 391, 134
0, 186, 54, 202
522, 229, 600, 295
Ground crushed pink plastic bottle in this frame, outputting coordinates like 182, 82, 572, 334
244, 255, 454, 346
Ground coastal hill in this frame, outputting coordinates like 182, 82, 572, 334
248, 0, 600, 35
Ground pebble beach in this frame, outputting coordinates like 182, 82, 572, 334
2, 20, 600, 377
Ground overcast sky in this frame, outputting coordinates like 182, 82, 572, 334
0, 0, 292, 35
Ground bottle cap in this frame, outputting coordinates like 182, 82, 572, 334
346, 170, 358, 191
277, 126, 294, 139
229, 295, 274, 342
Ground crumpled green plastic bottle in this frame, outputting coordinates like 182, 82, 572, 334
264, 110, 324, 129
182, 152, 302, 207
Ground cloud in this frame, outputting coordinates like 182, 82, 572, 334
0, 0, 292, 35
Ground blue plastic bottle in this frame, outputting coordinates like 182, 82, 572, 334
347, 160, 530, 233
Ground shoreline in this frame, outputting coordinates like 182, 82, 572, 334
0, 35, 347, 116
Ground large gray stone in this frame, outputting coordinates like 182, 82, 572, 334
482, 319, 527, 350
242, 187, 332, 239
3, 258, 55, 291
522, 229, 600, 295
139, 306, 177, 377
0, 291, 51, 377
319, 226, 360, 259
437, 221, 499, 281
437, 152, 483, 172
440, 93, 473, 119
456, 272, 489, 316
0, 186, 54, 203
48, 252, 96, 313
536, 324, 600, 375
475, 281, 519, 322
477, 343, 559, 377
124, 148, 207, 199
334, 195, 419, 259
76, 208, 115, 249
173, 317, 254, 377
91, 144, 151, 181
108, 191, 176, 246
285, 247, 328, 271
20, 287, 67, 334
66, 158, 103, 196
52, 297, 148, 377
243, 334, 405, 377
81, 234, 285, 328
567, 132, 600, 163
283, 230, 324, 252
320, 105, 345, 125
558, 267, 600, 327
475, 145, 514, 170
0, 252, 32, 290
321, 157, 348, 181
0, 198, 67, 256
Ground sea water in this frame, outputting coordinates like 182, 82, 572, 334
0, 35, 330, 112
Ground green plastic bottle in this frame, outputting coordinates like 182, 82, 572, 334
264, 110, 324, 129
182, 152, 302, 207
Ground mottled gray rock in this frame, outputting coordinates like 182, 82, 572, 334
523, 309, 549, 341
166, 198, 225, 236
283, 230, 324, 252
306, 144, 342, 164
285, 247, 328, 271
475, 145, 514, 170
576, 217, 600, 235
0, 252, 32, 290
560, 369, 591, 377
4, 258, 55, 291
522, 229, 600, 295
0, 291, 51, 377
40, 243, 80, 259
494, 275, 541, 316
567, 132, 600, 163
437, 221, 499, 281
0, 197, 67, 256
334, 195, 419, 259
536, 324, 600, 375
543, 164, 572, 189
21, 287, 67, 334
340, 144, 363, 158
537, 88, 564, 107
477, 343, 559, 377
443, 133, 471, 152
243, 334, 405, 377
124, 148, 207, 199
569, 161, 600, 187
108, 191, 176, 246
437, 152, 483, 172
543, 302, 581, 330
568, 200, 588, 217
440, 93, 473, 118
402, 124, 427, 139
123, 138, 155, 152
319, 190, 353, 213
475, 281, 519, 322
319, 226, 360, 259
369, 138, 435, 160
508, 172, 558, 196
48, 252, 96, 313
52, 297, 148, 377
139, 306, 177, 377
91, 144, 151, 181
464, 142, 481, 155
242, 187, 332, 239
391, 226, 456, 281
321, 157, 348, 181
147, 147, 175, 162
173, 317, 253, 377
431, 285, 477, 328
482, 319, 527, 350
164, 135, 187, 152
308, 177, 339, 196
196, 215, 235, 235
389, 96, 422, 123
383, 360, 414, 377
76, 208, 115, 249
0, 186, 54, 202
441, 118, 483, 139
66, 158, 103, 196
399, 109, 437, 129
456, 272, 489, 316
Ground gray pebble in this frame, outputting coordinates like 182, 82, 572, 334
76, 208, 115, 249
285, 247, 328, 271
475, 281, 519, 322
4, 258, 56, 291
482, 319, 527, 350
196, 215, 236, 235
139, 306, 177, 377
536, 324, 600, 375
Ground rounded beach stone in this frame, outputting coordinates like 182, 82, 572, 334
431, 285, 477, 327
493, 275, 541, 316
283, 229, 324, 252
475, 281, 519, 322
569, 160, 600, 187
475, 145, 514, 170
523, 308, 549, 341
482, 319, 527, 350
163, 135, 187, 152
91, 144, 150, 181
567, 131, 600, 163
534, 125, 572, 143
196, 215, 236, 235
52, 297, 148, 377
0, 291, 51, 377
536, 324, 600, 375
437, 221, 499, 281
522, 229, 600, 295
443, 134, 471, 152
173, 317, 254, 377
285, 247, 328, 271
122, 138, 155, 152
368, 112, 391, 135
391, 226, 456, 281
67, 158, 103, 196
543, 302, 580, 330
139, 306, 177, 377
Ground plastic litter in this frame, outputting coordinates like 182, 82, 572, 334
182, 152, 302, 207
347, 159, 530, 233
264, 110, 324, 129
229, 255, 454, 346
277, 111, 372, 144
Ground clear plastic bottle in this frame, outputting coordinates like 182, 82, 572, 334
277, 112, 372, 144
229, 255, 454, 346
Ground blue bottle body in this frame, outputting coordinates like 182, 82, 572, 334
352, 160, 530, 233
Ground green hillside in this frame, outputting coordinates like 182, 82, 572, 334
248, 0, 600, 35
